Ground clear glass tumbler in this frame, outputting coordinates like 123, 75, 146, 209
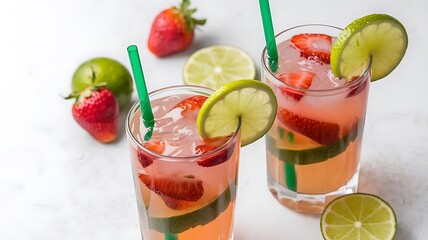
126, 85, 241, 239
261, 25, 371, 214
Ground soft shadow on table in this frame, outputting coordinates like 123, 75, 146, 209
116, 100, 134, 140
359, 157, 420, 240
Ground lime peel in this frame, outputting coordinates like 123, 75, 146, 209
197, 79, 277, 147
331, 14, 408, 81
321, 193, 397, 240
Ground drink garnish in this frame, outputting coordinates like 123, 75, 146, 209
277, 72, 315, 101
197, 79, 277, 146
277, 109, 340, 145
330, 13, 408, 81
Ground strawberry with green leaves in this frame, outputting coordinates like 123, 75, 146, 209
148, 0, 206, 57
66, 84, 119, 143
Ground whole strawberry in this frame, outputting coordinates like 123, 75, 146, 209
148, 0, 206, 57
66, 86, 119, 143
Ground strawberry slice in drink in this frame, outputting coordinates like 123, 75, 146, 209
173, 95, 208, 118
277, 72, 315, 101
136, 140, 166, 168
347, 76, 368, 98
278, 108, 340, 145
195, 136, 235, 167
139, 174, 204, 202
291, 33, 332, 64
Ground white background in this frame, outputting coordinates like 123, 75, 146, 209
1, 0, 427, 239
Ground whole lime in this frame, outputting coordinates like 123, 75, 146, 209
71, 57, 133, 109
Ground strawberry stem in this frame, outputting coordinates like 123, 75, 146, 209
177, 0, 206, 31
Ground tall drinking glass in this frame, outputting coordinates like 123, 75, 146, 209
261, 25, 370, 214
126, 85, 241, 239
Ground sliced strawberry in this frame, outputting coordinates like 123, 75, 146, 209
291, 33, 332, 64
136, 140, 166, 168
145, 140, 166, 154
347, 76, 368, 98
277, 109, 340, 145
278, 72, 315, 101
195, 137, 235, 167
139, 174, 204, 202
173, 95, 208, 118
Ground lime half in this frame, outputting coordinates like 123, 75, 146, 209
331, 14, 408, 81
197, 79, 277, 146
321, 193, 397, 240
183, 45, 256, 89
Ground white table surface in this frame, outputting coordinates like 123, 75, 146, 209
1, 0, 427, 239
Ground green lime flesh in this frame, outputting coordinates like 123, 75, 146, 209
321, 193, 397, 240
331, 14, 408, 81
197, 79, 277, 147
183, 45, 256, 89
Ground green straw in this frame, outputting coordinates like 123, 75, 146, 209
259, 1, 297, 191
127, 45, 177, 240
259, 0, 278, 72
127, 45, 154, 141
164, 234, 178, 240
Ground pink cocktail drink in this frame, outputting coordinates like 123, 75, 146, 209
262, 25, 370, 214
126, 86, 241, 239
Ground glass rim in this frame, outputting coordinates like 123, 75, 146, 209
261, 24, 372, 95
125, 84, 241, 163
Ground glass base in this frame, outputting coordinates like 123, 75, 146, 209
268, 170, 359, 214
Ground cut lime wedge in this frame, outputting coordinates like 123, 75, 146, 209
197, 79, 277, 146
331, 14, 408, 81
321, 193, 397, 240
183, 45, 256, 89
149, 185, 235, 234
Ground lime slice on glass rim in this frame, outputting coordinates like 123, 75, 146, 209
321, 193, 397, 240
331, 14, 408, 81
197, 79, 277, 146
183, 45, 256, 89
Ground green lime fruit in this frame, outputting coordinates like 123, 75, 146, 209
197, 79, 277, 146
331, 14, 408, 81
183, 45, 256, 89
72, 57, 133, 109
321, 193, 397, 240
